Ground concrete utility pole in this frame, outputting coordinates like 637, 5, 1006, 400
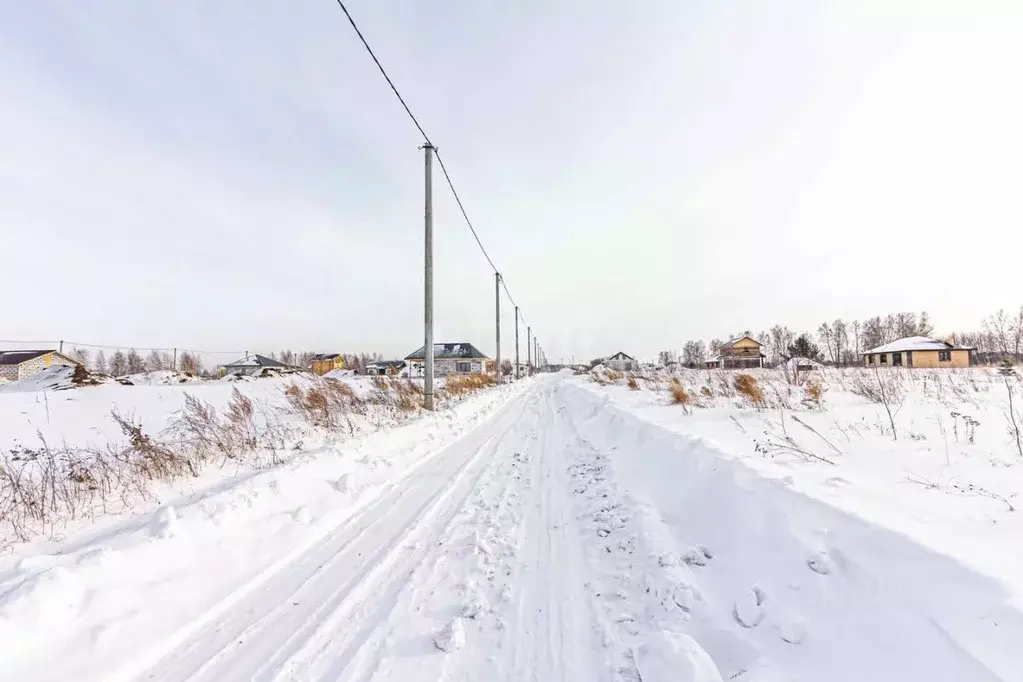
527, 327, 532, 376
172, 347, 177, 371
514, 306, 520, 380
423, 143, 436, 410
494, 272, 502, 383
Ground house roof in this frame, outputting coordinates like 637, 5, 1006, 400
405, 343, 488, 360
367, 360, 406, 368
606, 352, 636, 362
0, 350, 56, 366
862, 336, 975, 355
311, 353, 342, 361
223, 354, 289, 368
725, 336, 761, 347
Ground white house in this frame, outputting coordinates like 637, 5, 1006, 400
404, 342, 490, 377
603, 351, 639, 372
0, 349, 80, 383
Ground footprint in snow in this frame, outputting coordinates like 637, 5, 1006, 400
434, 617, 466, 652
682, 545, 714, 567
807, 552, 832, 575
292, 506, 313, 525
733, 587, 767, 628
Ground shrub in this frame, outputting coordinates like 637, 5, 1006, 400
701, 385, 713, 398
803, 379, 824, 409
372, 376, 389, 391
734, 373, 765, 407
627, 376, 639, 390
669, 378, 692, 412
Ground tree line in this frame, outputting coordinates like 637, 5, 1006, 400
661, 305, 1023, 368
67, 348, 392, 378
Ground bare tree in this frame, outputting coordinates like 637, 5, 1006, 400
109, 351, 128, 377
818, 322, 836, 364
985, 309, 1012, 357
70, 347, 90, 367
768, 326, 794, 365
657, 350, 675, 367
851, 320, 861, 359
917, 311, 934, 337
125, 349, 145, 374
146, 350, 165, 371
833, 319, 849, 366
94, 350, 107, 374
179, 351, 202, 375
681, 341, 705, 367
1012, 305, 1023, 360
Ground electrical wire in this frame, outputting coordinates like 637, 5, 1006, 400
332, 0, 541, 354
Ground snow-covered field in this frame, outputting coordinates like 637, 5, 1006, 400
2, 368, 1022, 681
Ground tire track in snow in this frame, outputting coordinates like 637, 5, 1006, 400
139, 389, 535, 682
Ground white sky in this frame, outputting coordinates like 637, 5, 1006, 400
2, 0, 1021, 362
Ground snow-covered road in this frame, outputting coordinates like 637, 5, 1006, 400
5, 376, 1023, 681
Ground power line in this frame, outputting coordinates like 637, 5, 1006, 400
332, 0, 541, 352
331, 0, 431, 144
0, 340, 244, 355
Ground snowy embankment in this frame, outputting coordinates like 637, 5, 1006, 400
575, 366, 1023, 679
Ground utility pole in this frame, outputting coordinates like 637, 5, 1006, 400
527, 326, 532, 376
495, 272, 501, 383
423, 143, 436, 410
172, 347, 177, 371
514, 306, 520, 380
59, 340, 64, 354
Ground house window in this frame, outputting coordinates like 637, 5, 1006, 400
938, 350, 951, 361
880, 353, 887, 365
867, 354, 874, 365
456, 361, 471, 373
892, 352, 902, 366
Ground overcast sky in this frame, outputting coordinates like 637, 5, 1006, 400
2, 0, 1022, 363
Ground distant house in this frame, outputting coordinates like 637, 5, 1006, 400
404, 342, 489, 377
704, 336, 765, 370
603, 352, 639, 372
310, 353, 345, 376
0, 349, 80, 382
222, 354, 290, 377
862, 336, 974, 368
364, 360, 406, 376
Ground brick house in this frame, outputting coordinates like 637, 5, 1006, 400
310, 353, 345, 376
404, 343, 489, 377
0, 349, 80, 382
862, 336, 974, 368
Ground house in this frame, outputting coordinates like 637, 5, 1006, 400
0, 349, 80, 382
364, 360, 406, 376
704, 336, 765, 369
862, 336, 974, 368
603, 352, 639, 372
404, 342, 489, 377
222, 354, 290, 376
310, 353, 345, 376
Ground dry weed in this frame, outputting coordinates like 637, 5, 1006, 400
734, 373, 765, 407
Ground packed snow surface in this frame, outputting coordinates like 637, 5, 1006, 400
2, 372, 1022, 681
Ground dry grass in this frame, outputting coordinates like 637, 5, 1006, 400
627, 376, 639, 390
285, 379, 365, 434
734, 373, 765, 407
444, 373, 497, 397
803, 379, 824, 409
372, 375, 389, 391
668, 378, 693, 413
